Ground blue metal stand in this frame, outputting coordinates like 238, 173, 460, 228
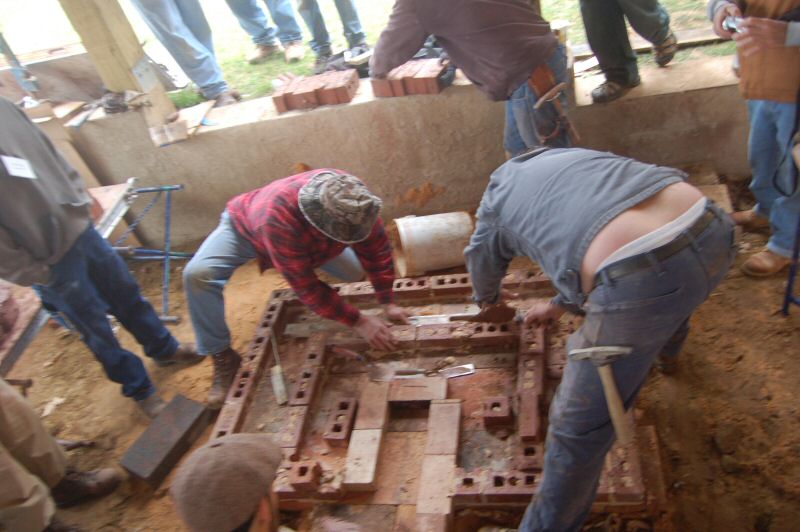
782, 214, 800, 315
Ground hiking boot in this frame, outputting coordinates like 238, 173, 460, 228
45, 517, 84, 532
51, 468, 122, 508
136, 393, 167, 418
284, 41, 306, 63
313, 52, 332, 75
591, 79, 641, 104
248, 43, 281, 65
214, 90, 241, 108
155, 342, 204, 367
654, 31, 678, 67
208, 347, 242, 408
730, 209, 770, 231
741, 249, 791, 278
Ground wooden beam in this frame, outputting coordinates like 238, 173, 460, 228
57, 0, 175, 126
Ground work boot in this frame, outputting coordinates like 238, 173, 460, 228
248, 43, 281, 65
213, 90, 241, 108
730, 209, 770, 231
313, 52, 333, 75
654, 31, 678, 67
45, 518, 83, 532
284, 41, 306, 63
208, 347, 242, 409
741, 249, 791, 278
155, 342, 204, 367
591, 78, 641, 104
136, 393, 167, 418
51, 468, 122, 508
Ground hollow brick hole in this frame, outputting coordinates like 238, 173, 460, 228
333, 423, 343, 433
524, 446, 536, 456
508, 476, 519, 486
299, 466, 309, 477
302, 371, 312, 379
296, 390, 305, 399
463, 478, 474, 487
525, 475, 536, 485
493, 476, 505, 487
488, 325, 497, 332
491, 402, 502, 412
338, 401, 349, 410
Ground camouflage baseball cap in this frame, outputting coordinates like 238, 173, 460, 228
298, 171, 382, 243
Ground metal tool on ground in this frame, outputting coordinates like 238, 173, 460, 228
568, 346, 635, 446
114, 184, 188, 323
410, 303, 522, 325
269, 329, 288, 405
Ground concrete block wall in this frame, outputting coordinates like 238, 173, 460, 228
71, 56, 749, 249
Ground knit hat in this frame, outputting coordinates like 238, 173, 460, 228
298, 171, 382, 243
170, 434, 283, 532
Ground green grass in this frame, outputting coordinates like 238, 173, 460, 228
1, 0, 732, 109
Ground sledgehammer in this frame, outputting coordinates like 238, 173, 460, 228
568, 346, 635, 446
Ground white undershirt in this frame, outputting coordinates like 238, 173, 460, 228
596, 197, 708, 272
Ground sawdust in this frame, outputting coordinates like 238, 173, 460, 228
396, 182, 446, 208
6, 231, 800, 530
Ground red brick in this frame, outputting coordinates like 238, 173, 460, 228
389, 376, 447, 404
387, 63, 408, 96
453, 469, 483, 505
327, 69, 359, 103
416, 324, 460, 348
429, 273, 472, 295
517, 394, 541, 442
289, 366, 322, 406
413, 58, 446, 94
416, 454, 455, 514
323, 397, 358, 447
401, 60, 424, 94
390, 324, 417, 350
272, 76, 303, 113
425, 399, 461, 455
286, 76, 324, 109
343, 428, 383, 491
517, 352, 545, 396
469, 322, 518, 348
392, 277, 431, 299
289, 461, 322, 491
371, 77, 394, 98
354, 381, 390, 430
483, 396, 513, 427
483, 471, 538, 503
519, 325, 546, 355
304, 332, 327, 366
516, 443, 544, 471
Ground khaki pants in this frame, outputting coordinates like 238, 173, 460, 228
0, 379, 66, 532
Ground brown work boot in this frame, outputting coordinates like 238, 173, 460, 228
51, 468, 122, 508
730, 209, 770, 231
45, 517, 83, 532
741, 249, 791, 278
213, 90, 241, 108
248, 43, 281, 65
136, 393, 167, 418
284, 40, 306, 63
155, 342, 204, 367
590, 78, 641, 104
208, 347, 242, 408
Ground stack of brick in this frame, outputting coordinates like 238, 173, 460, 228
272, 69, 360, 114
371, 58, 449, 98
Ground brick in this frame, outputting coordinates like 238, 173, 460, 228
413, 58, 446, 95
390, 324, 417, 350
272, 76, 303, 113
326, 69, 359, 104
371, 77, 394, 98
286, 76, 324, 109
416, 324, 459, 349
343, 428, 383, 491
517, 394, 541, 442
387, 63, 408, 96
278, 406, 308, 449
336, 281, 375, 302
323, 397, 358, 447
289, 366, 322, 406
483, 396, 513, 427
469, 322, 518, 348
289, 461, 322, 491
483, 471, 538, 503
517, 352, 545, 396
416, 454, 455, 514
354, 381, 390, 430
260, 300, 287, 330
389, 376, 447, 404
401, 60, 424, 94
516, 443, 544, 472
429, 273, 472, 295
519, 325, 546, 355
304, 332, 328, 366
453, 469, 483, 505
313, 71, 340, 106
425, 399, 461, 455
392, 277, 431, 299
121, 395, 209, 487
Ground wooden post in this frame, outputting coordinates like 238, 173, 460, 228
57, 0, 175, 128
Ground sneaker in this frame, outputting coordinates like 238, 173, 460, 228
654, 31, 678, 67
155, 342, 204, 367
284, 41, 306, 63
740, 249, 791, 278
136, 393, 167, 418
213, 90, 241, 108
590, 78, 641, 104
313, 53, 332, 75
247, 43, 281, 65
51, 468, 122, 508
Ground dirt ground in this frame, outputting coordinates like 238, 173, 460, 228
6, 228, 800, 531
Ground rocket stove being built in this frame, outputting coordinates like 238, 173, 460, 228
212, 269, 667, 531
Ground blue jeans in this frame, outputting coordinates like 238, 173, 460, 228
298, 0, 366, 56
225, 0, 304, 46
520, 204, 736, 531
579, 0, 670, 84
184, 211, 365, 355
36, 226, 178, 401
504, 44, 571, 156
130, 0, 228, 99
748, 99, 800, 258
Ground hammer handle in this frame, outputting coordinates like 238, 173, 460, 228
597, 365, 634, 446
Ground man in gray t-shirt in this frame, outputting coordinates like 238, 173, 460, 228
466, 148, 735, 530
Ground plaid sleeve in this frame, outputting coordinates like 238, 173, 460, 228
352, 219, 396, 305
263, 218, 362, 327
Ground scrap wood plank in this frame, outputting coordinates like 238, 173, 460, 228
178, 100, 214, 136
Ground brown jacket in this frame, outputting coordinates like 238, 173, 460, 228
740, 0, 800, 102
371, 0, 556, 101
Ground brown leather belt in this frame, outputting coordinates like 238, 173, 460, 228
594, 208, 718, 288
